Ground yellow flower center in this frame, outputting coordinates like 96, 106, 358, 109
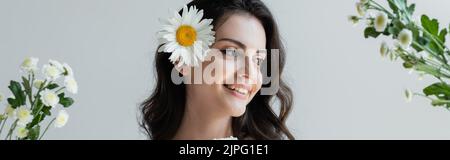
176, 25, 197, 47
22, 59, 32, 67
45, 93, 57, 102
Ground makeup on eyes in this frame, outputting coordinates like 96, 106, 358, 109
219, 48, 267, 67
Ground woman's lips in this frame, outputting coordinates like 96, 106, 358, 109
223, 84, 252, 100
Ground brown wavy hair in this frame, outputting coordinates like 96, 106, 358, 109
140, 0, 294, 140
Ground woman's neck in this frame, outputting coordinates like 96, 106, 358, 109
173, 94, 233, 140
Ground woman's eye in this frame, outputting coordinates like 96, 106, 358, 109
220, 49, 240, 57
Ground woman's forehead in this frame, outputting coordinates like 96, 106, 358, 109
214, 14, 266, 50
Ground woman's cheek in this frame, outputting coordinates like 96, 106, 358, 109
254, 72, 263, 95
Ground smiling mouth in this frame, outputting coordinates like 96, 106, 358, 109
223, 84, 250, 96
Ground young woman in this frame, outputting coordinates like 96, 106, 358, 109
140, 0, 294, 140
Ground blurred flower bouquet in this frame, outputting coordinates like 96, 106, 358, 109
0, 57, 77, 140
350, 0, 450, 108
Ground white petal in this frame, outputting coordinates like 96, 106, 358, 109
166, 42, 180, 53
173, 10, 182, 20
163, 33, 176, 42
180, 48, 190, 66
194, 41, 204, 60
169, 49, 181, 63
162, 25, 177, 33
195, 19, 213, 30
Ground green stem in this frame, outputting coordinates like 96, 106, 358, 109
39, 118, 55, 140
412, 41, 449, 70
399, 49, 450, 78
29, 74, 35, 110
420, 27, 448, 63
5, 119, 18, 140
33, 103, 45, 118
414, 93, 434, 101
31, 80, 48, 110
369, 0, 394, 17
0, 118, 6, 136
55, 87, 66, 94
27, 74, 33, 108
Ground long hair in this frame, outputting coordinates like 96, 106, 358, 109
140, 0, 294, 140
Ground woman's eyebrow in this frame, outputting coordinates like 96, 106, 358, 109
216, 38, 247, 50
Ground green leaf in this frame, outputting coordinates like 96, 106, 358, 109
32, 99, 43, 115
438, 28, 447, 43
28, 125, 40, 140
364, 27, 381, 38
389, 19, 405, 38
421, 15, 439, 36
411, 27, 426, 52
41, 106, 52, 116
21, 76, 32, 98
394, 0, 407, 10
46, 83, 59, 90
407, 3, 415, 14
429, 42, 442, 55
29, 113, 44, 128
424, 82, 450, 108
7, 80, 26, 108
402, 62, 414, 69
58, 93, 74, 108
29, 105, 51, 129
423, 82, 450, 99
420, 15, 446, 55
388, 0, 399, 14
388, 26, 400, 36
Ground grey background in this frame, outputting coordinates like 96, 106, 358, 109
1, 0, 450, 139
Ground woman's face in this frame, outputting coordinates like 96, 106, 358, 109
185, 13, 267, 117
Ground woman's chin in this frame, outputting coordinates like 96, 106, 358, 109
227, 102, 247, 117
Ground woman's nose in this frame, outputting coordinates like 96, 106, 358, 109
237, 54, 258, 85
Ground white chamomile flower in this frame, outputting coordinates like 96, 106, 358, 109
16, 127, 29, 139
380, 41, 390, 58
21, 57, 39, 73
4, 104, 16, 119
62, 63, 74, 77
39, 89, 59, 107
157, 5, 215, 67
42, 64, 62, 81
398, 29, 413, 49
16, 106, 33, 126
33, 79, 45, 89
374, 12, 388, 32
55, 110, 69, 128
404, 89, 413, 102
356, 2, 367, 17
64, 77, 78, 94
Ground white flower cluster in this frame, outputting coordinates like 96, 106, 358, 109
349, 0, 434, 104
1, 57, 76, 139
